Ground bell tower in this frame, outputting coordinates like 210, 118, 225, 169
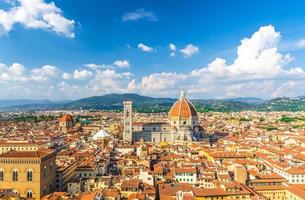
123, 101, 132, 142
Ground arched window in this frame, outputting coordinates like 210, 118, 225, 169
0, 169, 4, 181
27, 170, 33, 181
43, 166, 47, 178
12, 169, 18, 181
12, 189, 19, 194
50, 163, 53, 172
26, 190, 33, 198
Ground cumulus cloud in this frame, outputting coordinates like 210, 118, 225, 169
73, 69, 93, 80
0, 60, 136, 99
137, 43, 154, 52
31, 65, 60, 81
113, 60, 130, 68
85, 69, 133, 95
191, 25, 302, 81
127, 79, 137, 91
1, 25, 305, 99
85, 60, 130, 70
139, 25, 305, 98
122, 9, 157, 22
0, 63, 27, 81
62, 72, 71, 80
0, 0, 75, 37
180, 44, 199, 57
141, 72, 187, 96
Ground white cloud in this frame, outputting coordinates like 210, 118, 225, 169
169, 43, 176, 56
91, 69, 131, 89
85, 60, 130, 70
31, 65, 59, 81
137, 43, 154, 52
127, 79, 137, 91
0, 63, 27, 81
139, 25, 305, 98
113, 60, 130, 68
191, 25, 302, 81
1, 25, 305, 100
180, 44, 199, 57
0, 61, 136, 99
0, 0, 75, 37
73, 69, 92, 80
84, 63, 107, 70
122, 9, 157, 22
141, 72, 187, 95
169, 43, 176, 51
62, 72, 71, 80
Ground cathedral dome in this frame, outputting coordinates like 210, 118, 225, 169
168, 91, 198, 119
59, 114, 73, 123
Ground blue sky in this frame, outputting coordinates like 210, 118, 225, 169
1, 0, 305, 100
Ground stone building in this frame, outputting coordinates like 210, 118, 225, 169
0, 149, 56, 199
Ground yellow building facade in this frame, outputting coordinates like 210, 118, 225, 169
0, 149, 56, 199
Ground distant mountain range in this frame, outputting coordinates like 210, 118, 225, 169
1, 93, 305, 112
0, 99, 69, 109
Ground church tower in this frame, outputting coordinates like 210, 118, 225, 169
123, 101, 133, 142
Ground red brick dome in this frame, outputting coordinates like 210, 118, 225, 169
168, 91, 198, 119
59, 114, 73, 123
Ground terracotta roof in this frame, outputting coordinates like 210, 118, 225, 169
41, 192, 69, 200
168, 95, 198, 119
121, 180, 139, 190
175, 167, 196, 174
102, 189, 119, 198
287, 185, 305, 199
0, 149, 54, 158
159, 183, 193, 197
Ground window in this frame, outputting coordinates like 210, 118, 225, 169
43, 166, 47, 178
183, 121, 186, 125
0, 170, 3, 181
12, 170, 18, 181
27, 190, 33, 198
50, 163, 54, 172
27, 170, 33, 181
12, 190, 19, 194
